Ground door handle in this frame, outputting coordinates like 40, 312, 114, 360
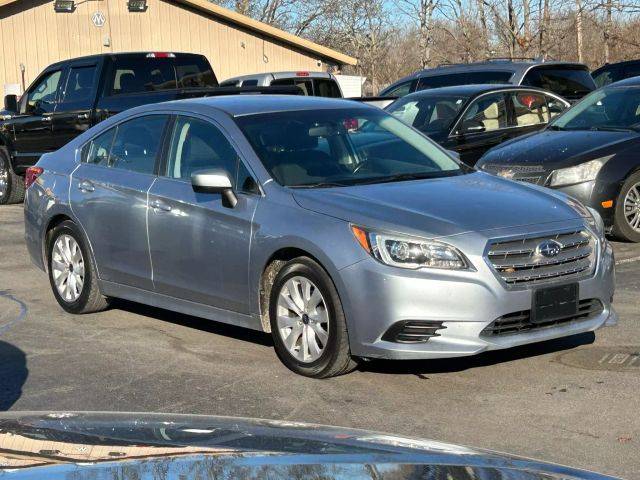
77, 113, 90, 120
150, 200, 171, 212
78, 180, 95, 193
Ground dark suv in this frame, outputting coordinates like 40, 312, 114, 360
380, 59, 595, 103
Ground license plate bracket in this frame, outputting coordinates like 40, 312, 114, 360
532, 283, 579, 324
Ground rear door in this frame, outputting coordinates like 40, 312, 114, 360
10, 68, 64, 165
70, 114, 169, 290
449, 92, 511, 166
51, 61, 101, 149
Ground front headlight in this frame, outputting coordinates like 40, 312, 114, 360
549, 158, 609, 187
351, 226, 472, 270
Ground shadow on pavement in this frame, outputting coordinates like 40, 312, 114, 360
0, 340, 28, 410
108, 299, 274, 347
358, 332, 596, 375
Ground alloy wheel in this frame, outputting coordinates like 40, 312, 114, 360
623, 181, 640, 232
276, 276, 330, 363
51, 234, 85, 303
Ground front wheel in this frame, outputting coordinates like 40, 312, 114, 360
269, 257, 356, 378
613, 171, 640, 242
47, 220, 108, 314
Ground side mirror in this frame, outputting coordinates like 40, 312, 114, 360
191, 169, 237, 208
4, 94, 18, 113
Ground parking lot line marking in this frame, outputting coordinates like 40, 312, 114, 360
0, 290, 28, 336
615, 255, 640, 266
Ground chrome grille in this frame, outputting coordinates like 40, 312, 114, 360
487, 229, 596, 286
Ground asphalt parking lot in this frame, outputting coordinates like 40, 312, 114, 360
0, 204, 638, 478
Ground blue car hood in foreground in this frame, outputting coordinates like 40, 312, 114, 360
0, 412, 618, 479
293, 172, 582, 238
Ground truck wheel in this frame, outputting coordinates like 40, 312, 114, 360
613, 171, 640, 243
269, 257, 357, 378
47, 220, 109, 314
0, 148, 25, 205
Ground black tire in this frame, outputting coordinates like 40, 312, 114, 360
612, 171, 640, 243
269, 257, 357, 378
47, 220, 108, 314
0, 148, 25, 205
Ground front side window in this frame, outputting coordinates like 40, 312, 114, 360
592, 67, 620, 88
388, 94, 468, 135
458, 93, 508, 133
550, 86, 640, 131
235, 108, 464, 188
511, 91, 550, 127
23, 70, 62, 114
166, 116, 240, 183
62, 66, 98, 104
108, 115, 168, 174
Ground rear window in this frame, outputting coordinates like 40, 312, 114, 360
522, 67, 595, 99
108, 56, 217, 95
417, 71, 513, 90
314, 79, 342, 98
271, 78, 313, 96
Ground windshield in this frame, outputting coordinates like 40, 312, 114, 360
550, 86, 640, 131
386, 94, 469, 135
235, 108, 464, 187
522, 67, 595, 99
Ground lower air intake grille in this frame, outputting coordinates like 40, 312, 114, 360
481, 299, 603, 336
382, 320, 446, 343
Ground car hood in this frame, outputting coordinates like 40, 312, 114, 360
479, 129, 639, 169
0, 412, 617, 479
292, 172, 582, 238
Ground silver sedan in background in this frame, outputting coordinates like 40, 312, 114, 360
24, 96, 616, 377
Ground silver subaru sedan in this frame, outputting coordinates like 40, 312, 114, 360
24, 95, 616, 378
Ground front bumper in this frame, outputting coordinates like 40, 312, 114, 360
339, 227, 616, 360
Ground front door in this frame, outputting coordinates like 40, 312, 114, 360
70, 114, 169, 290
450, 92, 510, 166
147, 115, 259, 313
11, 69, 63, 165
51, 63, 100, 150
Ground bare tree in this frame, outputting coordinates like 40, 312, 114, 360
396, 0, 439, 68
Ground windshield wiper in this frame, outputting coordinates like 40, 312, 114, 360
589, 126, 637, 133
289, 181, 350, 189
354, 171, 454, 185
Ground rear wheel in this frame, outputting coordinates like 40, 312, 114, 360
613, 171, 640, 242
47, 220, 108, 314
269, 257, 356, 378
0, 148, 25, 205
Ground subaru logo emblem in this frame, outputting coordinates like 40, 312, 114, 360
537, 239, 562, 258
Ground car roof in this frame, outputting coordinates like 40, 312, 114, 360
593, 59, 640, 74
607, 76, 640, 87
383, 60, 589, 93
44, 51, 205, 69
151, 94, 372, 117
222, 71, 333, 83
396, 83, 555, 98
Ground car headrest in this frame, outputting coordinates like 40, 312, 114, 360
483, 102, 500, 120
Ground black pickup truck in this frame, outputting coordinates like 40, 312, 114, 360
0, 52, 298, 204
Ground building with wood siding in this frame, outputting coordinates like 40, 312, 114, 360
0, 0, 357, 95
